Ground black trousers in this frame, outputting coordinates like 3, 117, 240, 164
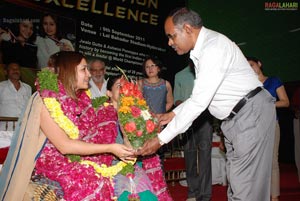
183, 111, 213, 201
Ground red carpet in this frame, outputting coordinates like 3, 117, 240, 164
167, 163, 300, 201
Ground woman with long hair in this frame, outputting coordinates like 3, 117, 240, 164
0, 51, 135, 200
36, 13, 74, 69
0, 18, 37, 68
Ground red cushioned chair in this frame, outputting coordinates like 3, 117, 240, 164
163, 133, 187, 186
0, 117, 18, 164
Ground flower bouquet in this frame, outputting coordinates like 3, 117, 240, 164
115, 68, 167, 201
118, 76, 160, 149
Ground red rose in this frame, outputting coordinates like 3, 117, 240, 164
136, 130, 143, 137
124, 122, 136, 132
131, 106, 141, 117
146, 120, 155, 133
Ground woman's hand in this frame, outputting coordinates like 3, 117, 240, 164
110, 144, 136, 162
0, 28, 12, 42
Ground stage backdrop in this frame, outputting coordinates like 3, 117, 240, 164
0, 0, 187, 87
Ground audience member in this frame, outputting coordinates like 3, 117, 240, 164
138, 55, 173, 114
137, 55, 174, 164
106, 74, 126, 150
0, 52, 136, 200
247, 56, 290, 201
0, 62, 32, 130
0, 19, 37, 68
137, 7, 276, 201
88, 59, 107, 98
173, 60, 213, 201
291, 86, 300, 183
45, 52, 60, 73
36, 13, 74, 69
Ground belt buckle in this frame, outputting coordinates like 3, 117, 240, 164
224, 112, 235, 121
224, 117, 230, 121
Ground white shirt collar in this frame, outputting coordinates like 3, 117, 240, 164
190, 26, 207, 65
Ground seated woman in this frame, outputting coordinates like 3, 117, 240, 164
106, 74, 173, 200
0, 51, 135, 200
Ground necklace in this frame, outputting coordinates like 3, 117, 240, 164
143, 78, 163, 87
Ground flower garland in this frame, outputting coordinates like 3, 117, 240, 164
36, 69, 132, 178
43, 97, 79, 139
142, 155, 173, 200
80, 160, 129, 178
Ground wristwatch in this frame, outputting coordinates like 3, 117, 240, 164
158, 136, 165, 146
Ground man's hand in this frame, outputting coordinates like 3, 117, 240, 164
135, 137, 161, 156
158, 111, 175, 126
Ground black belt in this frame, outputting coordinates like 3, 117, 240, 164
225, 87, 263, 120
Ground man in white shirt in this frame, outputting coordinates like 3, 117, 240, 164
0, 62, 32, 130
137, 7, 276, 201
88, 59, 107, 98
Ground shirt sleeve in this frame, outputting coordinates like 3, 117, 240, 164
274, 77, 283, 89
159, 46, 233, 143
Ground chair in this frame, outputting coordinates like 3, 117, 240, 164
164, 131, 228, 186
0, 117, 18, 165
0, 116, 18, 131
164, 133, 187, 185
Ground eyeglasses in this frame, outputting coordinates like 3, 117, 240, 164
166, 32, 177, 40
145, 64, 157, 69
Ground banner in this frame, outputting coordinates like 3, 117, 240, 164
0, 0, 186, 81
